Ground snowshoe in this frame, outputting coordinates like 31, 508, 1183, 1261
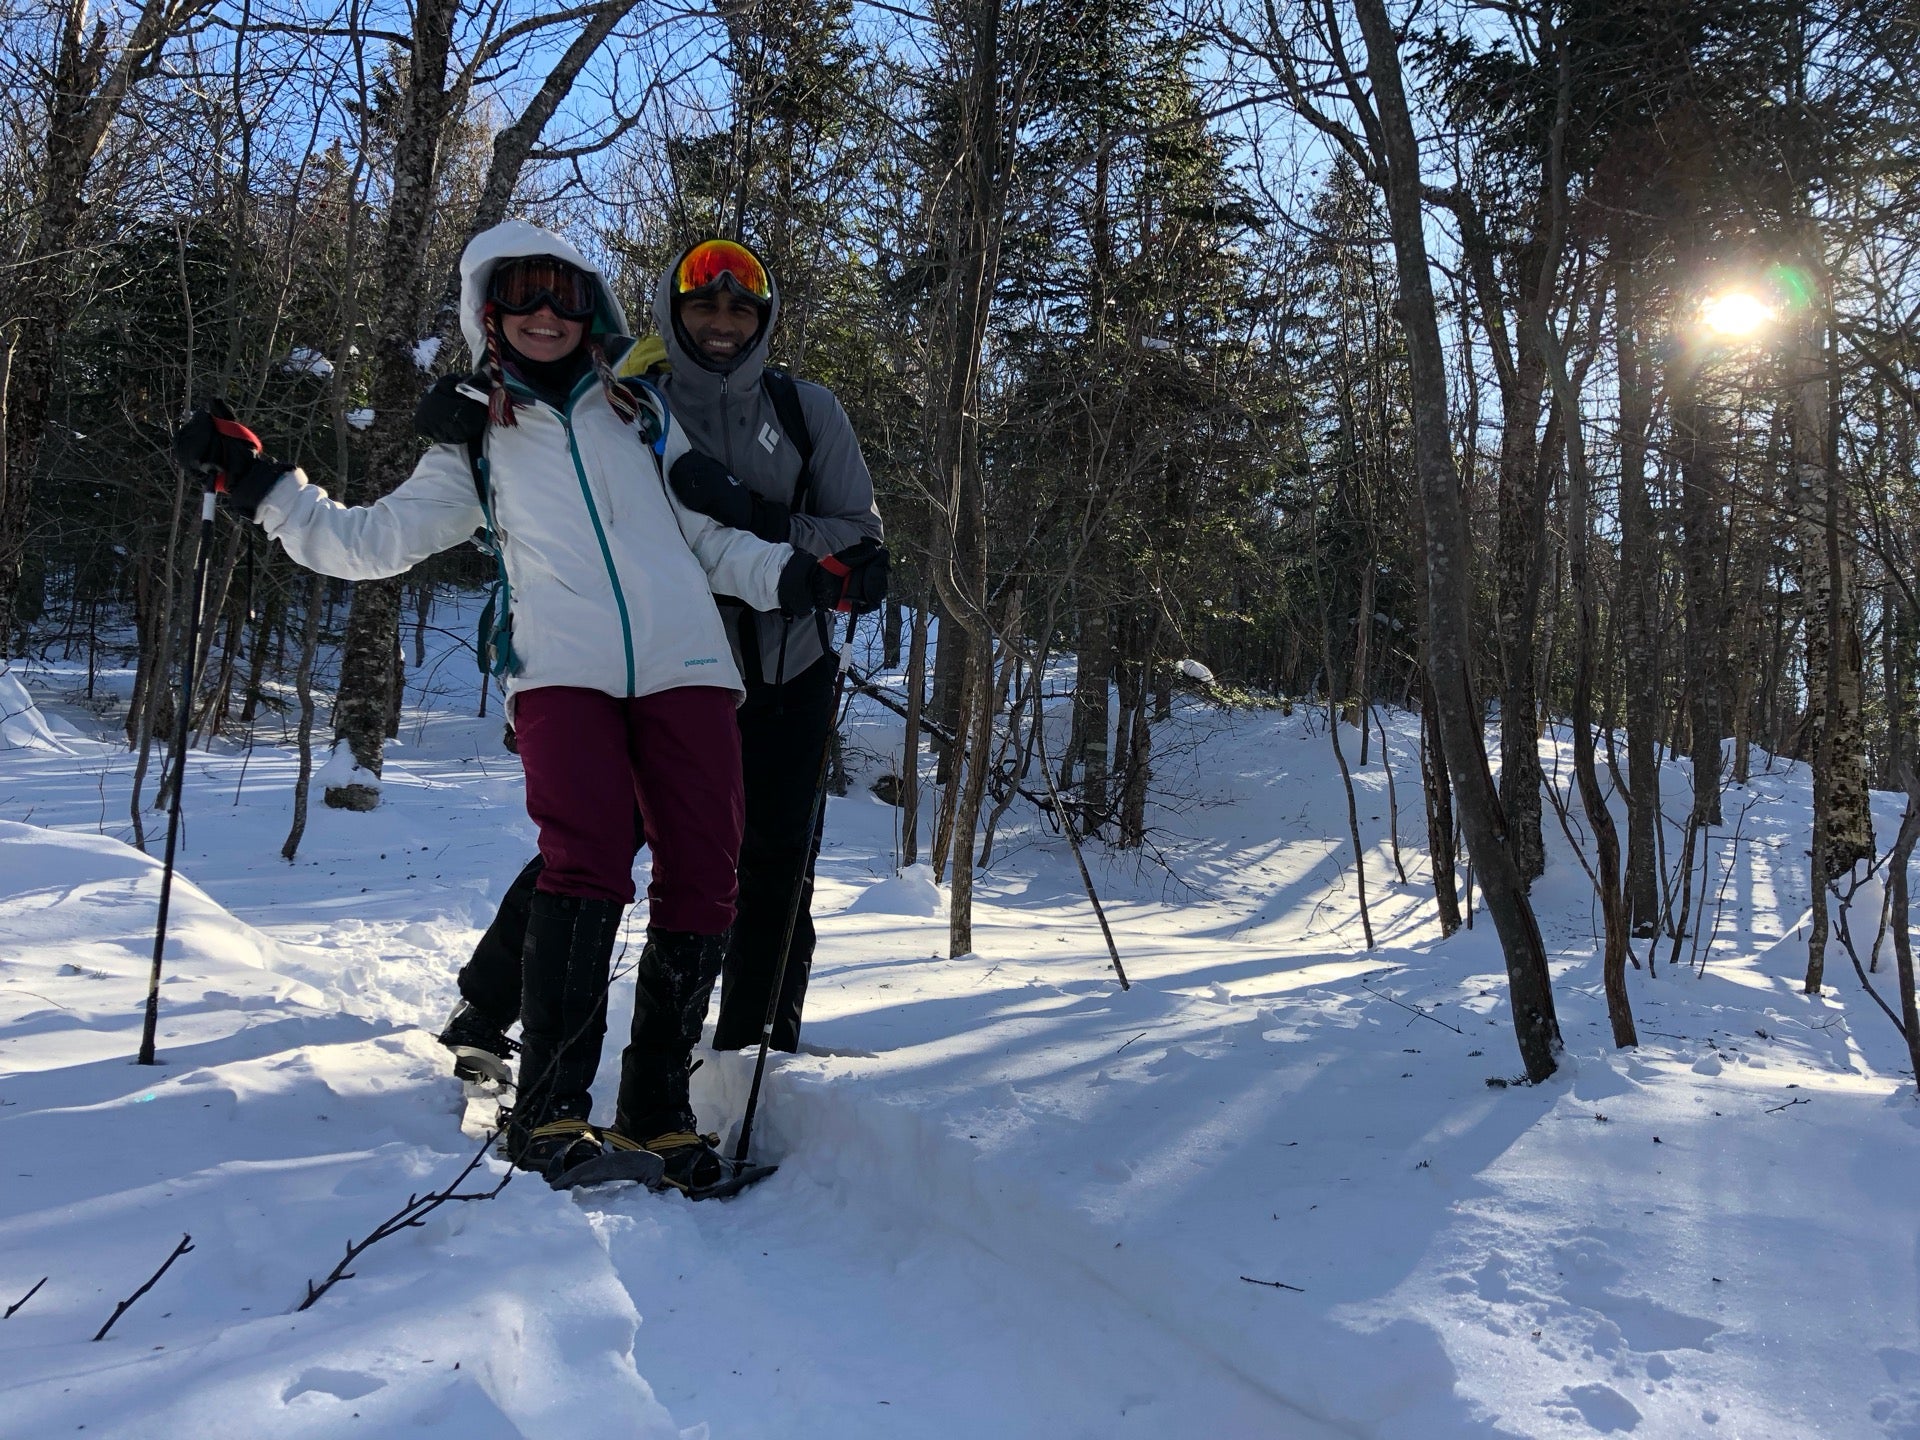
547, 1147, 668, 1191
438, 1000, 518, 1090
607, 1129, 778, 1202
500, 1115, 605, 1186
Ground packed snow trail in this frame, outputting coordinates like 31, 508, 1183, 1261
4, 644, 1920, 1437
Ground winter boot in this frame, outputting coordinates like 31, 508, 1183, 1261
502, 1105, 603, 1181
605, 1127, 726, 1192
597, 1124, 777, 1200
511, 893, 624, 1164
437, 1000, 517, 1088
452, 854, 544, 1030
613, 929, 727, 1141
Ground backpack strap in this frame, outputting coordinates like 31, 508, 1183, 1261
761, 368, 815, 516
464, 437, 488, 508
464, 439, 520, 678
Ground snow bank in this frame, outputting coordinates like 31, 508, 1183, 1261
842, 862, 944, 916
0, 815, 675, 1440
0, 665, 69, 753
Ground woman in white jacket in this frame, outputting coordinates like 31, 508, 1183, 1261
172, 220, 884, 1189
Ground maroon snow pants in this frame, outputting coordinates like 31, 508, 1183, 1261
512, 685, 743, 934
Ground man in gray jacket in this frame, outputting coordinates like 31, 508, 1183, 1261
438, 236, 884, 1086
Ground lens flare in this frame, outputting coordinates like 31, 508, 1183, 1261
1700, 291, 1776, 338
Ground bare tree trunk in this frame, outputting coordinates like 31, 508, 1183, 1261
412, 581, 432, 668
1493, 346, 1551, 886
930, 606, 968, 786
1420, 673, 1462, 936
1071, 593, 1113, 826
1352, 0, 1560, 1079
931, 637, 972, 884
883, 599, 903, 670
901, 601, 929, 867
1539, 308, 1636, 1046
327, 0, 462, 811
1324, 614, 1374, 949
282, 574, 327, 860
1349, 559, 1375, 763
1375, 705, 1408, 884
1116, 614, 1159, 849
1889, 768, 1920, 1093
1674, 368, 1724, 829
949, 633, 996, 955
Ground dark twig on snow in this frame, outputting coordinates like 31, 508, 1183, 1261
297, 1131, 509, 1313
1359, 979, 1465, 1034
1240, 1275, 1305, 1292
6, 1276, 48, 1319
297, 937, 641, 1313
93, 1234, 193, 1341
1765, 1096, 1812, 1114
1830, 877, 1910, 1038
1116, 1030, 1150, 1052
1028, 682, 1130, 990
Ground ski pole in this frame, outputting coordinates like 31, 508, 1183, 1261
138, 474, 222, 1066
733, 608, 859, 1166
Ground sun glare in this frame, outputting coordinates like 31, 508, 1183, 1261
1700, 291, 1777, 338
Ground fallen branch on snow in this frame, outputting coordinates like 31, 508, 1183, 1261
6, 1276, 48, 1319
1240, 1275, 1305, 1292
297, 1131, 509, 1313
94, 1234, 192, 1341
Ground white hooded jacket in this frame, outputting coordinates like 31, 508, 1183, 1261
254, 220, 791, 704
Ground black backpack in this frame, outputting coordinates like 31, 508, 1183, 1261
759, 367, 816, 513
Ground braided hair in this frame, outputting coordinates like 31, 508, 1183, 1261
482, 262, 640, 428
480, 301, 519, 429
589, 340, 639, 425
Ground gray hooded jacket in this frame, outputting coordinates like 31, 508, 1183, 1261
652, 259, 884, 684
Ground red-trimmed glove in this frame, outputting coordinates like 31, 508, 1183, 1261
171, 400, 293, 520
776, 538, 889, 617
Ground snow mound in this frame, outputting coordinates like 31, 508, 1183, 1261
0, 819, 306, 994
1178, 657, 1216, 685
313, 742, 379, 792
0, 666, 70, 753
843, 863, 945, 916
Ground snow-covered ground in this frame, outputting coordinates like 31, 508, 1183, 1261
2, 629, 1917, 1439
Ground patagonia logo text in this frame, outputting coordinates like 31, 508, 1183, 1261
684, 656, 719, 667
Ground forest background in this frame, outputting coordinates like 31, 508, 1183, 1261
2, 0, 1918, 1083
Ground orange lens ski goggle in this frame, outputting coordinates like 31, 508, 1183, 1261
673, 239, 772, 304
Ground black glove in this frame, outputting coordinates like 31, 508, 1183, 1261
173, 399, 262, 486
415, 372, 490, 446
222, 456, 297, 520
669, 452, 791, 543
776, 538, 889, 617
172, 400, 293, 520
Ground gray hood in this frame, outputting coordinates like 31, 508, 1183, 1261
651, 247, 780, 405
